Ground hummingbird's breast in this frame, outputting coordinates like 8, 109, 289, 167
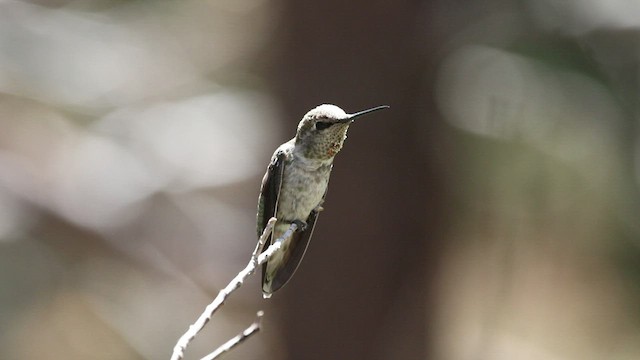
277, 156, 332, 222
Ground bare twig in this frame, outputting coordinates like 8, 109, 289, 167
170, 217, 297, 360
200, 311, 264, 360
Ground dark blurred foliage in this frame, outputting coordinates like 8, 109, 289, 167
1, 0, 640, 359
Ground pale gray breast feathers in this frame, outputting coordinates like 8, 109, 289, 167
276, 157, 331, 222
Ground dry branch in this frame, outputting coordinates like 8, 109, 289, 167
170, 217, 297, 360
200, 311, 264, 360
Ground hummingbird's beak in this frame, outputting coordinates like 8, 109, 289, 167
340, 105, 390, 123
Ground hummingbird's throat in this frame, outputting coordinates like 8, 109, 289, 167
327, 142, 341, 157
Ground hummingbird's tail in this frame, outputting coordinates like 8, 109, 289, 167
261, 212, 319, 296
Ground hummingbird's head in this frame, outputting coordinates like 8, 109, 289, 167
295, 104, 388, 160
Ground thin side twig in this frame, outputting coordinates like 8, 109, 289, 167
200, 311, 264, 360
170, 218, 298, 360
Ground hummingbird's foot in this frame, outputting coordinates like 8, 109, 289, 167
292, 219, 307, 232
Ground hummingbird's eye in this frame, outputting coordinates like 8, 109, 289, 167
315, 121, 333, 130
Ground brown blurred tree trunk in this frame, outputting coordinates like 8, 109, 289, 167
270, 1, 447, 359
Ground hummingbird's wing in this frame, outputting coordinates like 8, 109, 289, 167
258, 149, 288, 292
257, 149, 286, 238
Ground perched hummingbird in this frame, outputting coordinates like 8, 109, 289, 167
257, 104, 389, 297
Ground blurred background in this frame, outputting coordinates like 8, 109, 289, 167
1, 0, 640, 359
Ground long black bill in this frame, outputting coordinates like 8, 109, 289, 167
341, 105, 389, 123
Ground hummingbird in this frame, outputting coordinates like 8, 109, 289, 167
257, 104, 389, 297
